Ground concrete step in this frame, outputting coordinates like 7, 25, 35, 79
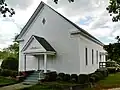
23, 71, 45, 84
28, 74, 39, 77
25, 78, 38, 80
26, 76, 39, 79
32, 72, 39, 74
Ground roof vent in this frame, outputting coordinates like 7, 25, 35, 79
42, 18, 46, 25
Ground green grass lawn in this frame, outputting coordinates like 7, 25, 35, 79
85, 73, 120, 90
98, 73, 120, 89
20, 84, 60, 90
20, 73, 120, 90
0, 76, 17, 86
20, 81, 80, 90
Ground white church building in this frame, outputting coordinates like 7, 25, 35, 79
16, 1, 106, 74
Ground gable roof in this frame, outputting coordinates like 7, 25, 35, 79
17, 1, 104, 46
22, 35, 56, 52
33, 35, 56, 52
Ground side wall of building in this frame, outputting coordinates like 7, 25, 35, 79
78, 35, 106, 74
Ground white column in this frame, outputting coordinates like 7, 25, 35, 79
44, 54, 47, 73
103, 55, 104, 62
38, 57, 39, 71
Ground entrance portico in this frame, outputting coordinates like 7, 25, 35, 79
22, 35, 56, 73
24, 51, 56, 73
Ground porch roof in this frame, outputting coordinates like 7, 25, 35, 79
22, 35, 56, 53
33, 35, 56, 52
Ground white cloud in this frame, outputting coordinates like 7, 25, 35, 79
0, 0, 46, 49
89, 28, 113, 37
0, 0, 119, 49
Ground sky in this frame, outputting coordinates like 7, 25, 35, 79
0, 0, 119, 49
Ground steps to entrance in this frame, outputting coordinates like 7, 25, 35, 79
23, 70, 45, 85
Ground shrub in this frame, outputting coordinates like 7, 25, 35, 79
49, 71, 57, 81
0, 69, 2, 74
90, 73, 100, 82
95, 71, 104, 79
44, 71, 57, 81
0, 69, 18, 77
97, 68, 109, 77
11, 71, 18, 78
58, 73, 65, 77
70, 74, 78, 82
56, 73, 65, 81
89, 76, 95, 83
0, 69, 10, 76
56, 76, 63, 81
107, 67, 116, 74
63, 74, 70, 81
44, 74, 49, 81
1, 57, 18, 71
78, 74, 89, 84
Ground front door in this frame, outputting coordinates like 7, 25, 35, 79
38, 55, 44, 71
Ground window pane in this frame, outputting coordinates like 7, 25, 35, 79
85, 48, 88, 65
96, 51, 98, 64
92, 49, 94, 64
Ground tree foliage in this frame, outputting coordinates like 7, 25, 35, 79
0, 0, 15, 17
0, 35, 19, 71
107, 0, 120, 22
104, 36, 120, 63
0, 42, 19, 60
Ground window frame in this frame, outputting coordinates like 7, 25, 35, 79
85, 47, 88, 65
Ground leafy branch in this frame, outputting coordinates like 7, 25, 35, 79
106, 0, 120, 22
0, 0, 15, 17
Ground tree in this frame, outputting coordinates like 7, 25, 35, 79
0, 42, 19, 60
0, 35, 19, 71
0, 0, 15, 17
104, 36, 120, 63
106, 0, 120, 22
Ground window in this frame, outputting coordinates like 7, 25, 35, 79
96, 50, 98, 64
92, 49, 94, 64
100, 52, 101, 62
85, 48, 88, 65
